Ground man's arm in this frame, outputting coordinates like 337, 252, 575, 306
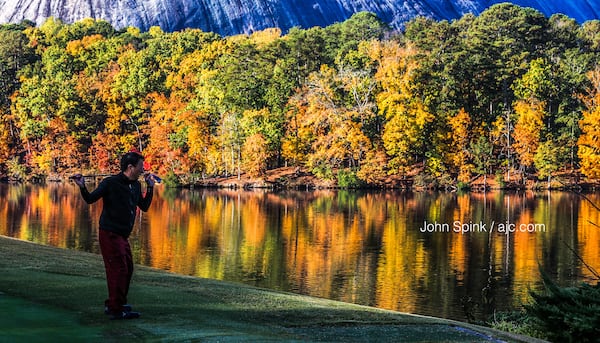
71, 174, 104, 204
138, 174, 155, 212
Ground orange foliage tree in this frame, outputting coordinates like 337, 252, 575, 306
281, 95, 312, 166
144, 93, 192, 176
242, 133, 269, 177
90, 132, 121, 173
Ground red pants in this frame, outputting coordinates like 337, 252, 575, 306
99, 229, 133, 314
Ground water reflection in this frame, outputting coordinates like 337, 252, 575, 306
1, 184, 598, 322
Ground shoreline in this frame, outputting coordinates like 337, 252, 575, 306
0, 235, 546, 342
4, 166, 599, 192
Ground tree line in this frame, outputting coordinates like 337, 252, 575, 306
1, 3, 600, 188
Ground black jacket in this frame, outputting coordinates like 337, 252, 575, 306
79, 173, 153, 238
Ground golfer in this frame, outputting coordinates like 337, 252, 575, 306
72, 151, 155, 319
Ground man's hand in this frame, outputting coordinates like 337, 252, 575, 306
144, 173, 157, 187
69, 174, 85, 187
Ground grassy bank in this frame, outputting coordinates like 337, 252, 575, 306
0, 236, 545, 342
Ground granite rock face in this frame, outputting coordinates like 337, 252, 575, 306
0, 0, 598, 35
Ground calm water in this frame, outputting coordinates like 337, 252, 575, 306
1, 183, 599, 322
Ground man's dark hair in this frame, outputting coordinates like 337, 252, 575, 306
120, 152, 144, 172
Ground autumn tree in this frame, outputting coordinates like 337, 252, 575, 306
578, 67, 600, 179
512, 100, 545, 169
169, 41, 225, 175
12, 71, 61, 173
287, 63, 376, 180
13, 20, 123, 174
446, 108, 473, 183
0, 24, 36, 168
240, 108, 281, 170
512, 58, 557, 174
281, 95, 312, 166
242, 133, 269, 177
144, 93, 191, 176
371, 41, 434, 174
0, 12, 598, 185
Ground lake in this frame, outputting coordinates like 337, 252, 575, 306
1, 183, 599, 322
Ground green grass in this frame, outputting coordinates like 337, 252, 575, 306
0, 236, 545, 342
0, 295, 102, 342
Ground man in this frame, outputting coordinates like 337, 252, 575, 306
72, 151, 156, 319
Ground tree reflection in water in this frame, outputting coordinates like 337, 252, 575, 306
1, 184, 598, 322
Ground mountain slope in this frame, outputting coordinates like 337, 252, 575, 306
0, 0, 598, 36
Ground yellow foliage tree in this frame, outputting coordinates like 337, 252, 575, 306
0, 109, 15, 164
513, 99, 545, 168
370, 41, 434, 174
250, 28, 282, 48
447, 108, 473, 182
578, 67, 600, 179
281, 96, 312, 165
284, 64, 376, 179
187, 119, 211, 173
239, 108, 278, 176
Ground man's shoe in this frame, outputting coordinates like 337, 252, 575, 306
110, 311, 141, 320
104, 304, 133, 315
